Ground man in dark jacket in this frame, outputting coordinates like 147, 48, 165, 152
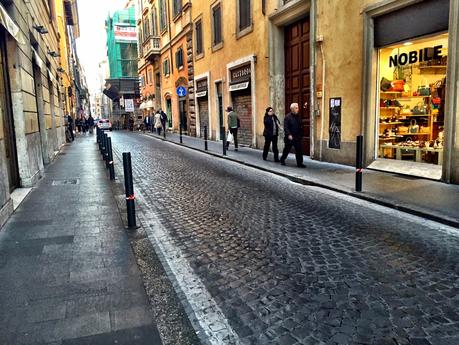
280, 103, 306, 168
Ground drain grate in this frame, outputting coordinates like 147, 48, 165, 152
51, 179, 79, 186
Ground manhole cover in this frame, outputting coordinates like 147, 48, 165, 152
51, 179, 79, 186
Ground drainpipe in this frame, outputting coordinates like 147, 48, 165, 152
310, 0, 317, 158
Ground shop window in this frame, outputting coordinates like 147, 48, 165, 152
195, 20, 203, 56
212, 4, 222, 49
377, 33, 448, 167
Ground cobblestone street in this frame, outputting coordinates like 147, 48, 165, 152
110, 131, 459, 345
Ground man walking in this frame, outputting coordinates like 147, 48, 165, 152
280, 103, 306, 168
226, 106, 239, 151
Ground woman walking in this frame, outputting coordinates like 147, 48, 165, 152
262, 107, 280, 162
154, 111, 162, 135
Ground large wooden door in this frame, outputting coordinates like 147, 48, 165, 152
285, 18, 310, 155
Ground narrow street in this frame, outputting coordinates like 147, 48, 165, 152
111, 131, 459, 345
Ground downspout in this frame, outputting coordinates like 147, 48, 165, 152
167, 0, 173, 74
319, 42, 325, 161
309, 0, 317, 158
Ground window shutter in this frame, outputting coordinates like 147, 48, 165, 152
196, 21, 203, 54
213, 5, 222, 45
239, 0, 251, 30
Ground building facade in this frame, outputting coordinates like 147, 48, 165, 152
0, 0, 82, 228
105, 5, 140, 129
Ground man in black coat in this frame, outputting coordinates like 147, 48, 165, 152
280, 103, 306, 168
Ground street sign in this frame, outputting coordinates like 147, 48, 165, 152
176, 86, 187, 97
125, 99, 134, 112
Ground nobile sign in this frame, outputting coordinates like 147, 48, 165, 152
389, 45, 443, 67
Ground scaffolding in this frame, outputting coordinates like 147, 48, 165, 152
106, 6, 138, 79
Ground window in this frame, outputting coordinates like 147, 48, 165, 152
48, 0, 55, 20
175, 48, 184, 69
238, 0, 251, 33
212, 4, 222, 47
159, 0, 167, 32
173, 0, 182, 18
163, 59, 170, 76
148, 70, 153, 85
143, 17, 150, 40
151, 8, 158, 36
195, 20, 203, 55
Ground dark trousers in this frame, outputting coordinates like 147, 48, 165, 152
263, 135, 279, 161
280, 137, 303, 165
226, 127, 238, 149
156, 127, 162, 135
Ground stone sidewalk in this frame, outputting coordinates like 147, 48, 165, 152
144, 131, 459, 228
0, 136, 162, 345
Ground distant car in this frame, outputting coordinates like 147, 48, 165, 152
98, 118, 112, 131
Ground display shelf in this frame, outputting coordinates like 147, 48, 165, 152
397, 133, 430, 136
381, 91, 403, 94
396, 96, 431, 100
380, 107, 401, 109
379, 122, 403, 125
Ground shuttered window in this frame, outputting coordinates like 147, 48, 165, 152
195, 20, 203, 55
212, 5, 222, 46
239, 0, 251, 31
151, 8, 158, 36
175, 48, 184, 69
159, 0, 167, 32
163, 59, 170, 76
173, 0, 182, 17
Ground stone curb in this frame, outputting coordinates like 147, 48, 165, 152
144, 132, 459, 229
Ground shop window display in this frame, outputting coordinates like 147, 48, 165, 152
377, 33, 447, 166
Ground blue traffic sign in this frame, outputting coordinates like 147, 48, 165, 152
176, 86, 187, 97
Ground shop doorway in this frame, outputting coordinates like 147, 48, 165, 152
198, 97, 209, 138
179, 98, 187, 132
216, 81, 223, 132
0, 30, 19, 191
32, 60, 48, 165
284, 17, 311, 155
231, 89, 252, 146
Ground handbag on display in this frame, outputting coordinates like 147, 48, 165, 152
409, 119, 419, 134
412, 103, 427, 115
380, 77, 392, 91
391, 80, 405, 92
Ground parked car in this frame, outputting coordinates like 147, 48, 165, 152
97, 119, 112, 131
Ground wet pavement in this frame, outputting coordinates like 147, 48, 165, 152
0, 136, 162, 345
111, 131, 459, 345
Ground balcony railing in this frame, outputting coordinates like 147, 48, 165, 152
142, 35, 161, 59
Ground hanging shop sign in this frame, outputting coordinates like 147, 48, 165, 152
389, 45, 443, 67
196, 79, 208, 98
125, 99, 134, 112
0, 4, 25, 44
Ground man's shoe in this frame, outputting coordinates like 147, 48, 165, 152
263, 157, 267, 161
280, 160, 286, 166
297, 164, 306, 168
274, 159, 280, 163
234, 148, 238, 152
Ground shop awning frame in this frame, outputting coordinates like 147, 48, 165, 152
0, 4, 25, 45
229, 82, 250, 92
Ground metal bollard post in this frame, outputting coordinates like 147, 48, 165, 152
96, 127, 99, 143
179, 123, 183, 144
163, 126, 166, 139
101, 132, 106, 157
355, 135, 363, 192
122, 152, 136, 228
222, 126, 227, 156
104, 134, 110, 168
107, 137, 115, 180
204, 125, 208, 151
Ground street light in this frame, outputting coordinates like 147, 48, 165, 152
57, 67, 65, 73
33, 25, 48, 34
47, 51, 60, 58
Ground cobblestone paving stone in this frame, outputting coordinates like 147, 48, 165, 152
112, 132, 459, 345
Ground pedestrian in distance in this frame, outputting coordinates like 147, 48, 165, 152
262, 107, 280, 162
280, 103, 306, 168
129, 116, 134, 131
154, 111, 162, 136
160, 109, 167, 133
87, 114, 95, 134
66, 114, 74, 142
144, 115, 151, 132
226, 106, 239, 151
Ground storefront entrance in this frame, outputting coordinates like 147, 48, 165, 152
284, 17, 311, 156
0, 31, 19, 191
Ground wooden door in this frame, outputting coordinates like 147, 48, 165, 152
285, 17, 311, 155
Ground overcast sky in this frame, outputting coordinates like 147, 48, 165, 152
76, 0, 128, 95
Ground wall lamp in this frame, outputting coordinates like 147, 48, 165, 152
33, 25, 48, 34
57, 67, 65, 73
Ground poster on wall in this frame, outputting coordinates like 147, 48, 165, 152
329, 98, 341, 149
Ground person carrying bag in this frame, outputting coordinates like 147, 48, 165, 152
262, 107, 280, 162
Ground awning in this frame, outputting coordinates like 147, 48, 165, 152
0, 4, 25, 45
31, 48, 44, 69
229, 82, 249, 92
139, 102, 146, 110
146, 100, 154, 109
196, 91, 207, 98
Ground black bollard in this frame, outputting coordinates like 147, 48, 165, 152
355, 135, 363, 192
107, 137, 115, 180
204, 125, 208, 151
104, 134, 110, 168
163, 126, 166, 139
179, 123, 183, 144
96, 127, 99, 143
122, 152, 136, 228
222, 126, 227, 156
101, 132, 106, 157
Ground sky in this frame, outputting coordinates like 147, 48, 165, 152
76, 0, 129, 96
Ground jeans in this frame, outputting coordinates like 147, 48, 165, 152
263, 135, 279, 161
280, 137, 303, 165
226, 127, 238, 149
